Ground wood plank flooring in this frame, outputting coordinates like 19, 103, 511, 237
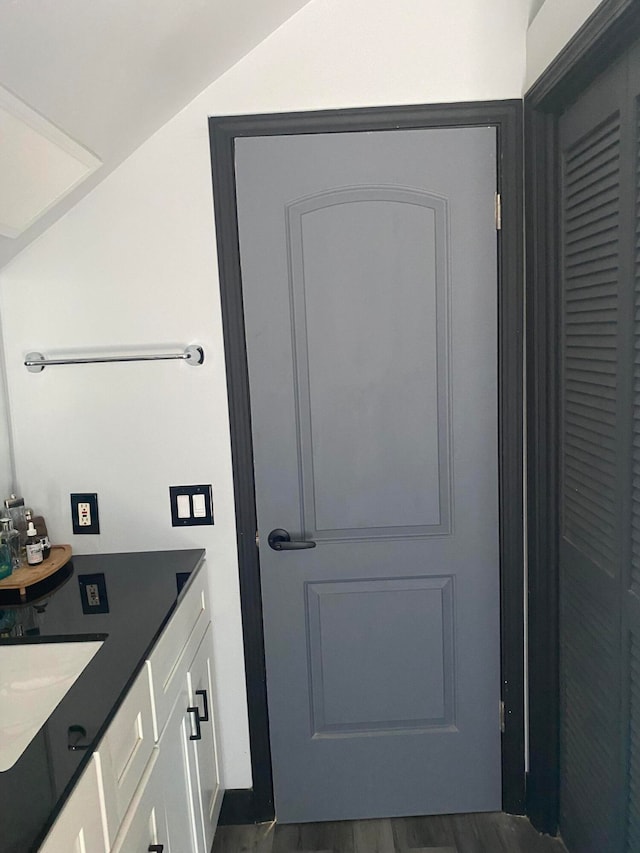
212, 814, 567, 853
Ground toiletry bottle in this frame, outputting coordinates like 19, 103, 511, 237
26, 521, 43, 566
0, 543, 11, 580
4, 495, 27, 548
30, 514, 50, 558
0, 518, 21, 571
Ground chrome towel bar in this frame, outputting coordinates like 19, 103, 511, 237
24, 345, 204, 372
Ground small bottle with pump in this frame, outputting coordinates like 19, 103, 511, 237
0, 517, 21, 571
26, 521, 43, 566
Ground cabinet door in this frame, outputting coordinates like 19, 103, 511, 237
187, 624, 223, 853
40, 756, 107, 853
160, 682, 200, 853
148, 567, 210, 739
98, 666, 155, 844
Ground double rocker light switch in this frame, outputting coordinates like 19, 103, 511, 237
169, 485, 214, 527
176, 494, 191, 519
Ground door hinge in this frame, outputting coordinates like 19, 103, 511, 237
495, 193, 502, 231
500, 700, 506, 733
255, 530, 260, 547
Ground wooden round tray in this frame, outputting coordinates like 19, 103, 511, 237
0, 544, 72, 597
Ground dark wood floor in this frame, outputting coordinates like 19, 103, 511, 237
212, 813, 567, 853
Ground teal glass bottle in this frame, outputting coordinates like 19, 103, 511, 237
0, 543, 11, 580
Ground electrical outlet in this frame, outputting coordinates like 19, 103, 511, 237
71, 493, 100, 535
78, 573, 109, 614
86, 583, 100, 606
78, 502, 92, 526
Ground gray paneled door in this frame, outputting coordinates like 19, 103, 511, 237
234, 127, 501, 822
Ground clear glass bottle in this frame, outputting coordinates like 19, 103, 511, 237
4, 495, 27, 548
0, 517, 21, 571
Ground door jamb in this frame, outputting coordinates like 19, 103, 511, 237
525, 0, 640, 835
209, 100, 524, 824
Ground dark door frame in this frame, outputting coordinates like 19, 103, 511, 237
208, 100, 524, 825
526, 0, 640, 835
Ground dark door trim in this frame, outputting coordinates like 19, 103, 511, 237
208, 100, 524, 824
525, 0, 640, 835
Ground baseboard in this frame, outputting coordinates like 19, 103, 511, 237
218, 788, 257, 825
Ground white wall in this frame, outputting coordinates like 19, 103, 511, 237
0, 0, 529, 789
526, 0, 604, 89
0, 325, 14, 499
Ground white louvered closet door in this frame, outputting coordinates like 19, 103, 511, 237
558, 38, 640, 853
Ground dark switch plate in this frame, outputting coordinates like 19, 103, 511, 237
169, 484, 214, 526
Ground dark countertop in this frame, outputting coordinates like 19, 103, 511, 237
0, 548, 206, 853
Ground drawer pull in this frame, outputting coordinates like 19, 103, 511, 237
187, 706, 202, 741
148, 845, 164, 852
195, 688, 209, 722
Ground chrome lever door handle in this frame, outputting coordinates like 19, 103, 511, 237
267, 528, 316, 551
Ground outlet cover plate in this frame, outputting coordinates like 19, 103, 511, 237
70, 493, 100, 535
78, 573, 109, 614
169, 485, 214, 527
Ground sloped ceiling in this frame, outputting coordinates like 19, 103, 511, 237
528, 0, 547, 21
0, 0, 312, 270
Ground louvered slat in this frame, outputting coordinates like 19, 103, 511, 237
632, 100, 640, 597
627, 635, 640, 851
562, 112, 621, 576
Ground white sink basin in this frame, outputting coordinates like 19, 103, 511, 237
0, 640, 103, 771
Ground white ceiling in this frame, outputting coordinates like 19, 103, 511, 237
0, 0, 548, 272
0, 0, 311, 270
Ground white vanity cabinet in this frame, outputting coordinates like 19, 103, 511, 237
39, 560, 223, 853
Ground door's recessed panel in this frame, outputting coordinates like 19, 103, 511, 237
306, 576, 455, 736
287, 188, 451, 540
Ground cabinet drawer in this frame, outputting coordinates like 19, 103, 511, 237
109, 748, 165, 853
148, 565, 209, 739
39, 755, 107, 853
96, 666, 155, 844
